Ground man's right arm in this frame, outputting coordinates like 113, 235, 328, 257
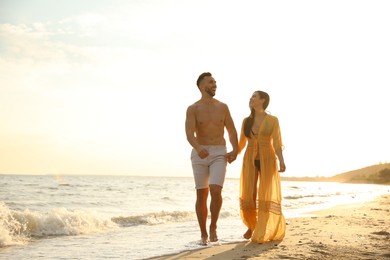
185, 105, 199, 149
185, 105, 209, 159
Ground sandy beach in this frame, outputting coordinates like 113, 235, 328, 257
151, 194, 390, 260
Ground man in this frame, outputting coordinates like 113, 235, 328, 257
185, 72, 238, 245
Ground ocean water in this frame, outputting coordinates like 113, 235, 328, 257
1, 175, 389, 260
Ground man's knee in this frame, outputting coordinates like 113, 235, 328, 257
196, 188, 209, 201
209, 184, 222, 197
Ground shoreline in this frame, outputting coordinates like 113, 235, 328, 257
149, 194, 390, 260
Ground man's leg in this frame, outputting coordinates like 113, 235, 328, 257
209, 184, 222, 242
208, 146, 227, 242
196, 188, 209, 245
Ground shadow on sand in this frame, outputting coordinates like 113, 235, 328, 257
152, 240, 282, 260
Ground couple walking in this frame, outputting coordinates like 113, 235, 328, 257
185, 72, 286, 245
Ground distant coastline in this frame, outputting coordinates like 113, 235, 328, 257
282, 163, 390, 185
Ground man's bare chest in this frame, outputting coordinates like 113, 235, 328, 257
195, 109, 225, 126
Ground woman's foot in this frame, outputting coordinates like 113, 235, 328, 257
243, 229, 252, 239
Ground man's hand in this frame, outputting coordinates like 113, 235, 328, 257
197, 148, 209, 159
225, 151, 237, 164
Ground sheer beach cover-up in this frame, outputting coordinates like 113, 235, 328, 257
238, 114, 286, 243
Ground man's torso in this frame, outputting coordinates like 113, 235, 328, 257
194, 100, 226, 146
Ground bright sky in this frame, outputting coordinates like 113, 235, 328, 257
1, 0, 389, 178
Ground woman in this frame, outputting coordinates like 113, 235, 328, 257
237, 90, 286, 243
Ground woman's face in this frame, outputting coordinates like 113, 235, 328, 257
249, 92, 263, 109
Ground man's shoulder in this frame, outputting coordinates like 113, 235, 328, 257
213, 99, 228, 108
187, 100, 201, 110
188, 99, 227, 106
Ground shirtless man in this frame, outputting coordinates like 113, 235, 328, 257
185, 72, 238, 245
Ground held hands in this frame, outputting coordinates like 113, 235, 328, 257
225, 151, 238, 164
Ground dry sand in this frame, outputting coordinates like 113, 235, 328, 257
150, 194, 390, 260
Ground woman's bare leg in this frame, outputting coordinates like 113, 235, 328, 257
243, 169, 259, 239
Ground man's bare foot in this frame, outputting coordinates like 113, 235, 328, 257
200, 236, 209, 245
209, 227, 218, 242
243, 229, 252, 239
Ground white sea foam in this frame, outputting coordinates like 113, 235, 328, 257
0, 202, 117, 247
0, 202, 28, 247
111, 210, 195, 226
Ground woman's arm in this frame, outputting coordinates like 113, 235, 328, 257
238, 118, 247, 154
272, 117, 286, 172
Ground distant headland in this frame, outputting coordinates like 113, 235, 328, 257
282, 163, 390, 185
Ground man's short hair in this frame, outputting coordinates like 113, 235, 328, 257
196, 72, 212, 88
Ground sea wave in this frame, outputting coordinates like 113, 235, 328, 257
283, 193, 344, 200
0, 202, 28, 247
111, 210, 195, 226
0, 202, 117, 247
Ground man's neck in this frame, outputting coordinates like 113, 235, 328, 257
200, 95, 214, 103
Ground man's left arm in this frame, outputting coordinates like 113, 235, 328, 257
224, 105, 238, 163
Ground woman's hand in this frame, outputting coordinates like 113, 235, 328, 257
279, 161, 286, 172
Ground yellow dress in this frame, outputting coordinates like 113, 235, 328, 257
238, 114, 286, 243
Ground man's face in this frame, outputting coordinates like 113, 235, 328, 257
202, 76, 217, 97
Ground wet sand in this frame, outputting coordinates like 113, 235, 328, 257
151, 194, 390, 260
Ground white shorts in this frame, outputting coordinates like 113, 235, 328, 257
191, 145, 227, 189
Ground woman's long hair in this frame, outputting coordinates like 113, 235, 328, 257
243, 91, 270, 138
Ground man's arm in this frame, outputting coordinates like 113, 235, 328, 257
185, 105, 209, 159
224, 105, 238, 163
